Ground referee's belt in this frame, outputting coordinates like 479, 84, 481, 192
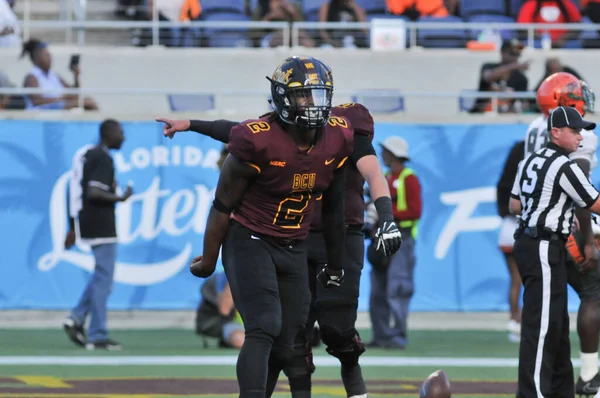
520, 227, 567, 243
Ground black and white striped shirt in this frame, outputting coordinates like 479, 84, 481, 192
511, 142, 599, 237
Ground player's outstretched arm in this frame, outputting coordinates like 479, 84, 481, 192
318, 164, 346, 287
190, 154, 258, 278
188, 119, 238, 143
156, 117, 238, 143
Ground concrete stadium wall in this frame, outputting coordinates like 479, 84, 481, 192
1, 46, 599, 117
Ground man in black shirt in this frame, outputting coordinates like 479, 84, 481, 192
527, 57, 585, 112
63, 119, 133, 351
472, 39, 530, 113
496, 139, 525, 342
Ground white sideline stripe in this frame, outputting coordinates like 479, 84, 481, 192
0, 356, 588, 367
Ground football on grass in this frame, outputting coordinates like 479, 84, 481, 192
419, 370, 451, 398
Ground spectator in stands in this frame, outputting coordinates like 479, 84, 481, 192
471, 39, 530, 114
583, 0, 600, 23
517, 0, 582, 48
535, 57, 583, 89
143, 0, 201, 47
254, 0, 314, 47
115, 0, 146, 20
386, 0, 455, 20
318, 0, 368, 48
21, 39, 99, 111
0, 70, 25, 110
0, 0, 20, 47
527, 57, 583, 111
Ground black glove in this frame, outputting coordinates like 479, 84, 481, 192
317, 266, 344, 288
375, 220, 403, 256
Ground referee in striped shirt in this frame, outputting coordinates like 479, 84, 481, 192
510, 106, 600, 398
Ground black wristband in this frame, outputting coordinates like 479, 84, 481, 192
213, 197, 233, 214
374, 196, 394, 222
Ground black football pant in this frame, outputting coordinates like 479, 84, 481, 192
513, 235, 573, 398
222, 221, 310, 398
307, 227, 364, 342
280, 227, 366, 398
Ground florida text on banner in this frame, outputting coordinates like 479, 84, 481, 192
0, 121, 593, 311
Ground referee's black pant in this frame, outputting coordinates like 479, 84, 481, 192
513, 234, 574, 398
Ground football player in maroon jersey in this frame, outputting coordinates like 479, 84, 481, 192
177, 56, 357, 398
157, 97, 401, 398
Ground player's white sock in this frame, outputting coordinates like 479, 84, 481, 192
580, 352, 599, 381
349, 395, 368, 398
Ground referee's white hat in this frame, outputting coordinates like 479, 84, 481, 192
548, 106, 596, 131
380, 136, 410, 160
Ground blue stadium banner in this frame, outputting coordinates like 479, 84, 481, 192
0, 120, 591, 312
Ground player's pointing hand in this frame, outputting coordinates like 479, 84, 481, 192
156, 117, 190, 139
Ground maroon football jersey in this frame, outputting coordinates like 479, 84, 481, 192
228, 115, 354, 240
310, 103, 375, 231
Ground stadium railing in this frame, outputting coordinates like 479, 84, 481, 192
0, 87, 539, 114
13, 18, 600, 47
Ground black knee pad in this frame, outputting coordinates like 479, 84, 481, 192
283, 345, 316, 378
320, 326, 365, 366
282, 331, 316, 377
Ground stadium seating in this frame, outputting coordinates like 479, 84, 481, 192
460, 0, 508, 18
517, 16, 596, 49
355, 0, 387, 15
302, 0, 327, 22
351, 90, 405, 113
200, 0, 251, 48
201, 0, 246, 14
249, 0, 259, 14
167, 94, 215, 112
6, 0, 594, 49
417, 16, 468, 48
510, 0, 525, 17
466, 14, 517, 41
580, 16, 600, 43
366, 13, 402, 21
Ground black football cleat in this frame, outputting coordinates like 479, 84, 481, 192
86, 339, 122, 351
62, 316, 86, 347
576, 373, 600, 396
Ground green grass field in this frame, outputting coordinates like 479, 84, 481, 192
0, 328, 584, 397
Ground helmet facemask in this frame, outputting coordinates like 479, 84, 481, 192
558, 83, 595, 117
581, 82, 595, 115
279, 85, 333, 129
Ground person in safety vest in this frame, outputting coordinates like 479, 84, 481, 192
366, 136, 422, 349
